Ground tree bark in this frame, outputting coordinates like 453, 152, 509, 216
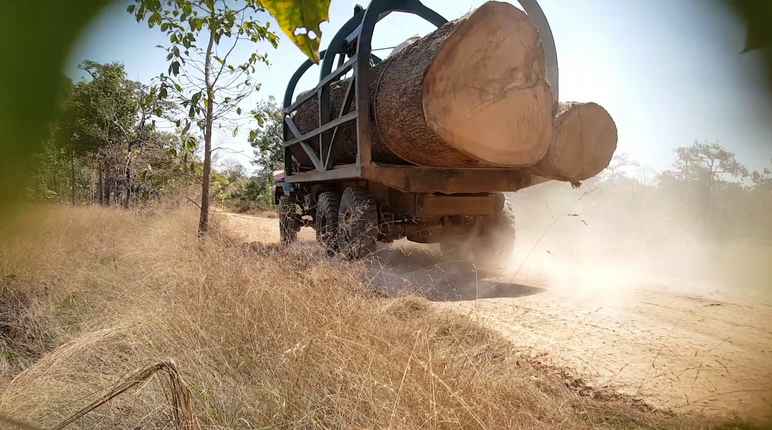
70, 148, 76, 205
124, 142, 132, 209
290, 1, 553, 168
527, 102, 618, 183
97, 166, 104, 205
198, 23, 216, 237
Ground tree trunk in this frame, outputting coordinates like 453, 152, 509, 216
70, 149, 76, 205
52, 156, 58, 196
124, 142, 132, 209
198, 24, 216, 237
97, 164, 104, 205
290, 1, 554, 168
527, 102, 618, 183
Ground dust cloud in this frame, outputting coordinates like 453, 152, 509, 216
502, 182, 772, 305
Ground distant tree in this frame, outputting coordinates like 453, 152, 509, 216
249, 95, 283, 174
220, 158, 248, 183
27, 63, 187, 206
598, 152, 639, 185
670, 140, 749, 189
129, 0, 279, 236
750, 159, 772, 189
54, 62, 145, 205
654, 140, 753, 238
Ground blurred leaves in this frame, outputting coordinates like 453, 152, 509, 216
724, 0, 772, 96
0, 0, 110, 222
259, 0, 331, 63
727, 0, 772, 53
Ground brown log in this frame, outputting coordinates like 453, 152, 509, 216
289, 1, 554, 168
528, 102, 618, 183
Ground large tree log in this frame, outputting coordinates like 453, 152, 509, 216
289, 1, 554, 168
527, 102, 618, 183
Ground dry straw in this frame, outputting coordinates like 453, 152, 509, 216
1, 360, 199, 430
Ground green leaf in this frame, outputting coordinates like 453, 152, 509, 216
236, 107, 242, 115
184, 136, 197, 150
189, 91, 201, 118
260, 0, 331, 64
127, 4, 136, 13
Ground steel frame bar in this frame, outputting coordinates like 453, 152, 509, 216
281, 0, 448, 180
280, 0, 559, 188
284, 163, 548, 194
283, 111, 358, 148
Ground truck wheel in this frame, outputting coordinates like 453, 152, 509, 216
470, 194, 516, 268
279, 195, 301, 245
337, 187, 379, 260
315, 191, 341, 255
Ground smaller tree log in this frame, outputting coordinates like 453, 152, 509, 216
527, 102, 618, 183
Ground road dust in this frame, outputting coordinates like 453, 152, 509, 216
217, 185, 772, 421
447, 184, 772, 421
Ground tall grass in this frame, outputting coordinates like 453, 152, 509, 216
0, 205, 742, 429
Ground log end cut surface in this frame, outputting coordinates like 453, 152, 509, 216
548, 102, 618, 182
422, 1, 554, 167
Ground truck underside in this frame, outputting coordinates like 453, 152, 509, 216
275, 175, 518, 266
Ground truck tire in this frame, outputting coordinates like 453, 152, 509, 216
315, 191, 341, 255
279, 195, 301, 245
470, 194, 516, 268
337, 187, 379, 260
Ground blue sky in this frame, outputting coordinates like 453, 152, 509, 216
66, 0, 772, 175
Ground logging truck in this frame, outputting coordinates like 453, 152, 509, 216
277, 0, 618, 264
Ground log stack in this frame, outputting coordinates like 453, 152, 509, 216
288, 1, 617, 183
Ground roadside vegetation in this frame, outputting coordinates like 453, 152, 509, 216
0, 204, 757, 429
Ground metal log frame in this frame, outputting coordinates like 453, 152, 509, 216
281, 0, 558, 195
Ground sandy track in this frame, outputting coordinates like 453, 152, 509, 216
219, 211, 772, 421
445, 281, 772, 419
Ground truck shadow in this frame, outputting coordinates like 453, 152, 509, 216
367, 243, 546, 302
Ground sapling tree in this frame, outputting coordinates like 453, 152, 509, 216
129, 0, 279, 235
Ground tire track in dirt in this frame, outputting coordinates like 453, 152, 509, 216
443, 284, 772, 420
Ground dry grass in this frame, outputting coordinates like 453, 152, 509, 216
0, 205, 755, 429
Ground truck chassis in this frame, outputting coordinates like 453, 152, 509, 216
277, 0, 558, 262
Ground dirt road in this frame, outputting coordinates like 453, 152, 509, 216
220, 211, 772, 421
